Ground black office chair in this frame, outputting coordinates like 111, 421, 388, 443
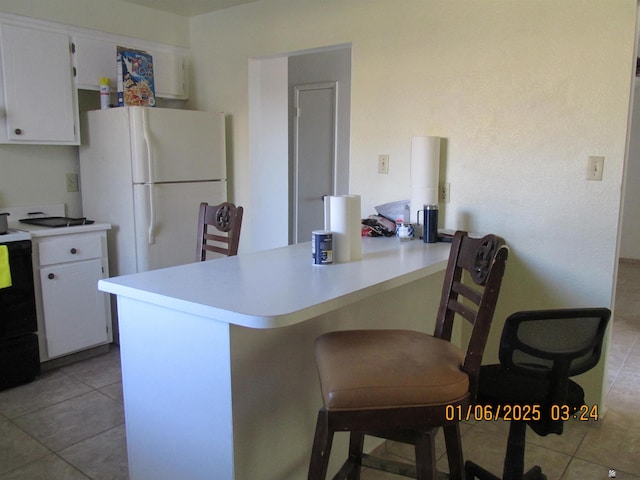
464, 308, 611, 480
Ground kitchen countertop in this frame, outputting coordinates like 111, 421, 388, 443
1, 203, 110, 238
99, 236, 451, 329
10, 221, 111, 237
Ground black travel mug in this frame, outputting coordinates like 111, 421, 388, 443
423, 204, 438, 243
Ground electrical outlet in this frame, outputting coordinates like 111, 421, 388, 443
378, 154, 389, 174
439, 182, 450, 203
587, 156, 604, 181
66, 173, 79, 192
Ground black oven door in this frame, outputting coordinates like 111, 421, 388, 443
0, 240, 37, 337
0, 240, 39, 390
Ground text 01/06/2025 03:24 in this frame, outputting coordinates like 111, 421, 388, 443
445, 404, 599, 422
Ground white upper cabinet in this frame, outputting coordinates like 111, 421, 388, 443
0, 13, 189, 145
74, 35, 189, 100
0, 23, 79, 144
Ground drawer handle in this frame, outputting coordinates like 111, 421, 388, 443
70, 248, 77, 254
14, 128, 22, 135
48, 273, 55, 280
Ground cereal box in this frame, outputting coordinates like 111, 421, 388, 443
117, 47, 156, 107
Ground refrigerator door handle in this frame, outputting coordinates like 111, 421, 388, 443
142, 108, 154, 184
146, 183, 156, 245
142, 110, 156, 244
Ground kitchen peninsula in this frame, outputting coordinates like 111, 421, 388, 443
99, 237, 451, 480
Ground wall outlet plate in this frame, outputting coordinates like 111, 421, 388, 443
66, 173, 79, 192
439, 182, 450, 202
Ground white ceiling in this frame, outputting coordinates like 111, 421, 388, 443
119, 0, 260, 17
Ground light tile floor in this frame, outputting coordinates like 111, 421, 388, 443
0, 261, 638, 479
0, 347, 125, 479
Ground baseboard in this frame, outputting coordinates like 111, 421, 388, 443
619, 257, 640, 265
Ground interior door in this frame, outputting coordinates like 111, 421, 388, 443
293, 83, 337, 244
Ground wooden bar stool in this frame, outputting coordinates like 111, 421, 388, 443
308, 231, 509, 480
196, 201, 243, 260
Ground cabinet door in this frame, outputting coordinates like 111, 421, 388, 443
149, 49, 188, 99
40, 259, 110, 358
0, 23, 78, 143
74, 35, 117, 91
73, 35, 188, 99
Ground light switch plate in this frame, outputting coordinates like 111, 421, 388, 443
378, 154, 389, 174
587, 156, 604, 181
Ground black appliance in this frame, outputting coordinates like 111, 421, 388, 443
0, 239, 40, 390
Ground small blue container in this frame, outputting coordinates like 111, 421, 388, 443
312, 231, 333, 265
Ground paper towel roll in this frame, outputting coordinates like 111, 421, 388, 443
410, 136, 440, 224
324, 195, 362, 263
344, 195, 362, 261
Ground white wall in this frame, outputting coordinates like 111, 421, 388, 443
248, 56, 288, 251
189, 0, 638, 406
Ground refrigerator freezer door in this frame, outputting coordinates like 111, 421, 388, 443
133, 181, 227, 272
129, 107, 226, 184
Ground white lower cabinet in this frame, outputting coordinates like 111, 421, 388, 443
33, 229, 112, 360
40, 258, 109, 358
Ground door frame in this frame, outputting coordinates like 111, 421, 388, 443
292, 81, 339, 244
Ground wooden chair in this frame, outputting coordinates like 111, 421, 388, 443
464, 308, 611, 480
308, 231, 509, 480
196, 202, 243, 260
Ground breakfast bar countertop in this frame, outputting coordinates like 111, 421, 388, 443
98, 236, 451, 329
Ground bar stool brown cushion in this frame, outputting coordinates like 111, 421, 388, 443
316, 329, 468, 410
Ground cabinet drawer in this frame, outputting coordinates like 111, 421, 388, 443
38, 234, 104, 266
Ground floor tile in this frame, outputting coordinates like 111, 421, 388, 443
0, 453, 90, 480
0, 418, 50, 476
58, 424, 128, 480
99, 382, 124, 403
0, 370, 92, 419
12, 391, 124, 452
576, 409, 640, 477
561, 457, 640, 480
60, 349, 122, 390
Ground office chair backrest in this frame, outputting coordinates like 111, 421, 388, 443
499, 308, 611, 433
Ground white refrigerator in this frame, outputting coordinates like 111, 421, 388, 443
79, 106, 227, 277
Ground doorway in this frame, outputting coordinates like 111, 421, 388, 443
248, 45, 351, 251
292, 82, 337, 244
